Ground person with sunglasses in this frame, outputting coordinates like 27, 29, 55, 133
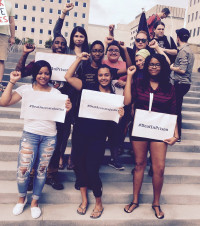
124, 54, 178, 219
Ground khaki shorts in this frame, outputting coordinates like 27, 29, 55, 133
0, 34, 9, 61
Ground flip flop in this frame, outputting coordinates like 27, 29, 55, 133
124, 202, 139, 213
152, 205, 164, 219
77, 203, 88, 215
90, 208, 104, 219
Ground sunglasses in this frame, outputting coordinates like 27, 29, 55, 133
135, 38, 147, 43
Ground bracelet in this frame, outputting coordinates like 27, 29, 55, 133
62, 11, 67, 15
9, 81, 16, 85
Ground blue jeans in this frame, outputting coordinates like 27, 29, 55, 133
17, 131, 56, 200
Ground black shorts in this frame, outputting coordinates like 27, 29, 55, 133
131, 136, 163, 142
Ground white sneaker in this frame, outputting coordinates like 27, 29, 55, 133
13, 197, 27, 216
31, 206, 41, 219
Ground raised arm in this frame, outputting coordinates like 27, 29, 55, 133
54, 3, 74, 37
0, 71, 22, 106
64, 52, 90, 91
9, 16, 15, 45
124, 66, 136, 105
119, 41, 132, 68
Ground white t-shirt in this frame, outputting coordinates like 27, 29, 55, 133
15, 84, 61, 136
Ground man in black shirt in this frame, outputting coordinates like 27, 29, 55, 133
153, 21, 177, 64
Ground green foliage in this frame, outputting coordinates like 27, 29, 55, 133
15, 37, 21, 45
45, 37, 53, 48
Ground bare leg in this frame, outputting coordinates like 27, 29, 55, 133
0, 60, 5, 83
90, 197, 103, 218
124, 141, 148, 212
77, 187, 88, 214
31, 199, 38, 208
150, 141, 167, 218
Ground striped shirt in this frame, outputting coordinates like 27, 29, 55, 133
131, 79, 176, 115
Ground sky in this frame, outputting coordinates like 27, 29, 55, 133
89, 0, 188, 26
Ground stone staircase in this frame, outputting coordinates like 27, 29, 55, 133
0, 52, 200, 225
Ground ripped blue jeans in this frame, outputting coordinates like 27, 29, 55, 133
17, 131, 56, 200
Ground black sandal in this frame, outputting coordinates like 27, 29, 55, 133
77, 203, 88, 215
152, 205, 164, 219
124, 202, 139, 213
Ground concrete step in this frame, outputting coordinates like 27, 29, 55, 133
1, 203, 200, 226
186, 90, 200, 97
0, 107, 20, 119
1, 160, 200, 184
182, 103, 200, 112
3, 74, 32, 83
182, 111, 200, 120
181, 129, 200, 140
1, 181, 200, 205
183, 96, 200, 104
190, 85, 200, 91
0, 118, 23, 130
182, 119, 200, 129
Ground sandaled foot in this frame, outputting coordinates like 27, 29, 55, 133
77, 203, 88, 215
152, 205, 164, 219
90, 208, 104, 219
59, 164, 64, 170
124, 202, 139, 213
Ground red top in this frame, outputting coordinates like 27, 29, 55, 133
147, 14, 161, 39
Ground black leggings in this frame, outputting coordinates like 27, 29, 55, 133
72, 128, 106, 198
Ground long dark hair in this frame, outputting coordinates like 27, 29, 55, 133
142, 54, 171, 93
69, 26, 89, 53
32, 60, 52, 83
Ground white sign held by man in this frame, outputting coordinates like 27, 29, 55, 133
0, 0, 9, 26
79, 89, 124, 123
21, 91, 68, 123
35, 52, 76, 81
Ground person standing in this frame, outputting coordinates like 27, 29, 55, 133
0, 0, 15, 91
170, 28, 194, 142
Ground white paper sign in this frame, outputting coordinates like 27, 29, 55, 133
35, 52, 76, 81
0, 0, 9, 26
21, 91, 68, 123
79, 89, 124, 123
132, 109, 177, 140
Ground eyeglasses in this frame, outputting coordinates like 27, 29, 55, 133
135, 38, 147, 43
148, 63, 161, 67
91, 49, 104, 53
107, 49, 120, 53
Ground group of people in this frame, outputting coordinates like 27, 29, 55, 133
0, 2, 195, 220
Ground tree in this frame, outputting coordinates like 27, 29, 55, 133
15, 37, 21, 45
26, 38, 34, 44
45, 37, 53, 48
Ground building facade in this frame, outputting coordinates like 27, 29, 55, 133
9, 0, 90, 47
186, 0, 200, 44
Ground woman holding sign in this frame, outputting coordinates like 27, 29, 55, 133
123, 54, 178, 219
65, 54, 124, 219
0, 60, 72, 219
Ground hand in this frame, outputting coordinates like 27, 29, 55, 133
65, 98, 72, 112
118, 107, 124, 119
9, 37, 15, 45
115, 80, 126, 88
163, 137, 178, 145
127, 66, 136, 77
119, 41, 126, 50
23, 43, 35, 54
105, 36, 114, 45
77, 52, 90, 61
63, 3, 74, 13
10, 71, 21, 83
149, 39, 159, 49
109, 24, 115, 33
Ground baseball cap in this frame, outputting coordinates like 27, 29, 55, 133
176, 28, 190, 39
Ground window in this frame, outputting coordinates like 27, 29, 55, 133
189, 30, 192, 36
74, 23, 77, 28
65, 32, 68, 37
23, 16, 26, 21
32, 17, 35, 22
49, 8, 53, 13
66, 11, 69, 16
196, 11, 198, 20
190, 0, 192, 6
75, 1, 78, 6
50, 0, 53, 2
65, 22, 69, 26
82, 13, 86, 18
83, 3, 86, 7
41, 7, 44, 12
67, 0, 70, 2
15, 26, 17, 30
39, 40, 42, 44
24, 5, 27, 9
82, 24, 85, 28
15, 3, 18, 8
31, 28, 35, 33
23, 27, 26, 31
188, 15, 190, 23
197, 27, 200, 36
194, 0, 196, 4
40, 29, 43, 34
40, 18, 44, 23
32, 6, 36, 11
193, 28, 196, 36
74, 12, 77, 17
15, 15, 18, 19
49, 19, 52, 24
59, 0, 62, 3
48, 30, 52, 35
58, 10, 61, 14
192, 13, 194, 21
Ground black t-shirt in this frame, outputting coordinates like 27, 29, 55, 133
74, 82, 116, 138
154, 35, 177, 63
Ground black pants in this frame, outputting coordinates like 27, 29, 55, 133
47, 111, 72, 176
72, 128, 106, 198
174, 83, 190, 138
